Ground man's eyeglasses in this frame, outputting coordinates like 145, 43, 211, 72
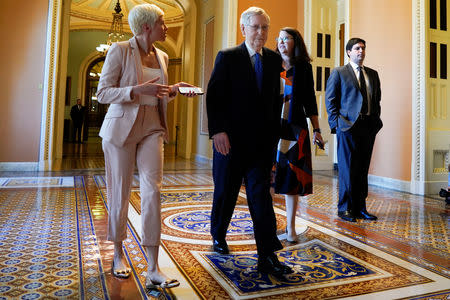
246, 24, 269, 31
276, 37, 293, 43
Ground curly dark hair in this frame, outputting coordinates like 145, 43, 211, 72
276, 27, 312, 65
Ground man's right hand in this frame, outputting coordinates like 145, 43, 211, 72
212, 132, 230, 155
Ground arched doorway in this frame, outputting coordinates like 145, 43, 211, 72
41, 0, 197, 170
84, 57, 107, 142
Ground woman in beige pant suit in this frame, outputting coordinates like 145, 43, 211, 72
97, 4, 193, 289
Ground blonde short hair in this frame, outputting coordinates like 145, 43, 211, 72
240, 7, 270, 26
128, 4, 164, 36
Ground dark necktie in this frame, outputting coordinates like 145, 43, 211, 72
254, 53, 263, 93
358, 66, 368, 115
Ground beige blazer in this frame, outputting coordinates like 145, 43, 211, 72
97, 36, 172, 147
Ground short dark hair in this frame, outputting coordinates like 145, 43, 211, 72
346, 37, 366, 54
276, 27, 312, 65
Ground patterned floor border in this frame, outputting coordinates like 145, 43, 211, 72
76, 176, 110, 299
0, 177, 75, 188
396, 289, 450, 300
0, 176, 107, 299
94, 175, 178, 300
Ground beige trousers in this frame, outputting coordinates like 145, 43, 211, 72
103, 105, 164, 246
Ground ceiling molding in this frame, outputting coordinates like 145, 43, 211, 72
70, 0, 184, 31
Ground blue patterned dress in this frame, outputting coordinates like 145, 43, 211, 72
273, 69, 313, 195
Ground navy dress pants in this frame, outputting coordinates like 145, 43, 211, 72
336, 117, 377, 214
210, 146, 282, 257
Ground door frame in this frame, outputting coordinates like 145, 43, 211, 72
411, 0, 427, 194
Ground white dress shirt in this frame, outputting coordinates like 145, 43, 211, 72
244, 41, 263, 68
349, 61, 372, 115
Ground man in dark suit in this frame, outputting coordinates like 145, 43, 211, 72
206, 7, 292, 277
325, 38, 383, 222
70, 98, 86, 143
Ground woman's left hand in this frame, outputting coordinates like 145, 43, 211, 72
313, 132, 325, 150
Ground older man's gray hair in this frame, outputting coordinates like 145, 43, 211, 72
240, 6, 270, 26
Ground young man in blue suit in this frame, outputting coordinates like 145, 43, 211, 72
206, 7, 292, 277
325, 38, 383, 222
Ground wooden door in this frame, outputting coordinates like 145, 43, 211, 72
426, 0, 450, 186
306, 0, 338, 170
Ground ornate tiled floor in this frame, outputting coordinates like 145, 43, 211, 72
0, 150, 448, 299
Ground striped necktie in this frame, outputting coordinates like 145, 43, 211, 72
358, 66, 368, 115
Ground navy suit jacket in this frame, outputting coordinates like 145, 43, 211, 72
206, 43, 283, 161
325, 63, 382, 133
288, 61, 318, 129
70, 104, 85, 126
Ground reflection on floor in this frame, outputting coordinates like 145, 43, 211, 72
0, 142, 448, 299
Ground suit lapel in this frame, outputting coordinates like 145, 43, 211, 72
365, 67, 374, 98
347, 63, 376, 98
345, 63, 360, 91
261, 48, 269, 94
129, 37, 143, 84
238, 43, 259, 94
239, 43, 254, 74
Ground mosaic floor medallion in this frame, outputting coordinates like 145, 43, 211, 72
161, 204, 279, 245
192, 239, 391, 298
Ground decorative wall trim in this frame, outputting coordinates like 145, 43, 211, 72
369, 175, 445, 195
411, 0, 426, 195
39, 0, 64, 171
178, 0, 197, 159
368, 175, 412, 193
0, 163, 39, 172
200, 17, 214, 135
225, 0, 237, 48
425, 180, 448, 194
304, 0, 312, 51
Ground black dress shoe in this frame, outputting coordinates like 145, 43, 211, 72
212, 239, 229, 254
337, 211, 356, 222
257, 253, 293, 277
356, 210, 378, 220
